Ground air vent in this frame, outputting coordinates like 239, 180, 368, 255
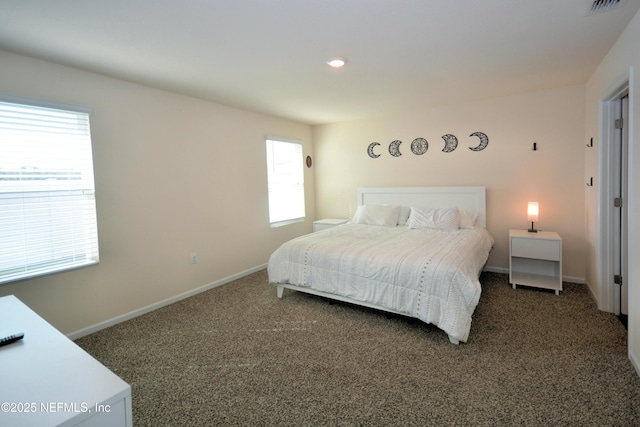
586, 0, 623, 16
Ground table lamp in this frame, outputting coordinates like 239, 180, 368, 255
527, 202, 539, 233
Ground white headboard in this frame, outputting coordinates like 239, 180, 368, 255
357, 186, 487, 228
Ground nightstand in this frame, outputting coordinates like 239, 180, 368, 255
509, 229, 562, 295
313, 218, 348, 232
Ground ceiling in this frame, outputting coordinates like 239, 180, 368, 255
0, 1, 638, 125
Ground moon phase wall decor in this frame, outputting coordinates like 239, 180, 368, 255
411, 137, 428, 155
367, 142, 381, 158
441, 134, 458, 153
367, 132, 488, 158
468, 132, 489, 151
388, 140, 402, 157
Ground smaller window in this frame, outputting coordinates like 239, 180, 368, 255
266, 138, 305, 226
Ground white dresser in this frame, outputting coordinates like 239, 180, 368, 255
509, 229, 563, 295
0, 295, 132, 427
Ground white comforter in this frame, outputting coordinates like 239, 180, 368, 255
268, 223, 494, 343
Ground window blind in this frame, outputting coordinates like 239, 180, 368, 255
0, 100, 99, 285
266, 138, 305, 226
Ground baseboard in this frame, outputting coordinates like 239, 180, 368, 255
583, 279, 599, 305
561, 275, 586, 285
630, 348, 640, 377
67, 264, 267, 340
483, 266, 508, 275
483, 266, 586, 284
68, 264, 586, 340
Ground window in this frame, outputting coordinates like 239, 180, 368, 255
0, 98, 99, 285
266, 137, 305, 226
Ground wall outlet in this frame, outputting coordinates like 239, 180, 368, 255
190, 253, 198, 264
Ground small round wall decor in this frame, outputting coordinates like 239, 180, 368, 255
410, 138, 428, 155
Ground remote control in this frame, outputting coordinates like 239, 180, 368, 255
0, 332, 24, 347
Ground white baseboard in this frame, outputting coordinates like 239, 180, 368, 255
67, 264, 267, 340
483, 266, 508, 274
68, 264, 586, 340
630, 348, 640, 377
561, 275, 586, 284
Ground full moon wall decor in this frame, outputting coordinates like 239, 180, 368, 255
367, 132, 489, 158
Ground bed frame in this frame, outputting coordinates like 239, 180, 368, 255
275, 186, 487, 344
356, 186, 486, 227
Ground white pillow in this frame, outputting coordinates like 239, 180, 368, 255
408, 207, 460, 231
352, 204, 401, 226
459, 210, 479, 229
397, 206, 411, 226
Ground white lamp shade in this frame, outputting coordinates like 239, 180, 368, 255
527, 202, 539, 222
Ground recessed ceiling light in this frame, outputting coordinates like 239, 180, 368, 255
327, 57, 347, 68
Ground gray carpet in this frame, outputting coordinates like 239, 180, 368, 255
75, 270, 640, 426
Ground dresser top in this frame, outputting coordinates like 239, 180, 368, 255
509, 229, 561, 240
0, 295, 130, 426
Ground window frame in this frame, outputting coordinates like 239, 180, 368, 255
0, 94, 99, 285
265, 136, 306, 228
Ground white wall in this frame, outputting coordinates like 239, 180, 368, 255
0, 50, 314, 335
585, 8, 640, 373
313, 85, 586, 279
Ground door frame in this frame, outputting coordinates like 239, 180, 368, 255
599, 81, 629, 315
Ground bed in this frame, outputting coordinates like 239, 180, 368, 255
267, 186, 494, 344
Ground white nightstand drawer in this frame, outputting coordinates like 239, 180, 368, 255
511, 237, 560, 261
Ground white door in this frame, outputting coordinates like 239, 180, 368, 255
612, 94, 629, 319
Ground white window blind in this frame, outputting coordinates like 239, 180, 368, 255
266, 138, 305, 226
0, 99, 99, 285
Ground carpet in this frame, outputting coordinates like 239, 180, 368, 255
75, 270, 640, 426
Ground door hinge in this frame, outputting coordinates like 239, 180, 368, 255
614, 197, 623, 208
614, 274, 623, 285
615, 118, 624, 129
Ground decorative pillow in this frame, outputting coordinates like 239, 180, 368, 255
397, 206, 411, 226
408, 207, 460, 231
352, 204, 401, 226
459, 210, 479, 229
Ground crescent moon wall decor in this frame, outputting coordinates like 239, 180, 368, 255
366, 132, 489, 157
388, 140, 403, 157
367, 142, 381, 158
410, 138, 428, 155
468, 132, 489, 151
441, 134, 458, 153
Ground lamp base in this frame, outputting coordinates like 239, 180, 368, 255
528, 222, 538, 233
